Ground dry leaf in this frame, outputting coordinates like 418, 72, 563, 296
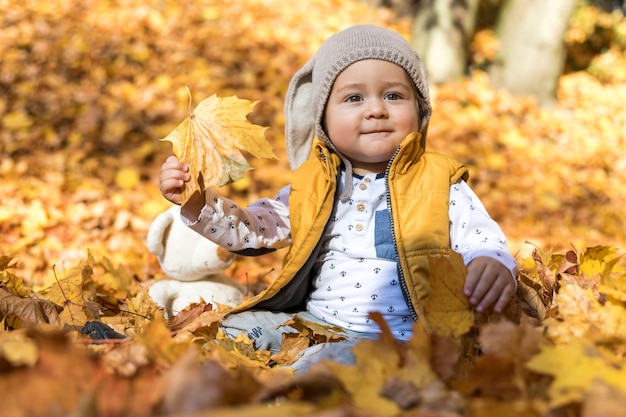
0, 256, 31, 297
418, 255, 475, 339
161, 347, 262, 414
526, 340, 626, 408
3, 1, 626, 415
0, 286, 62, 326
0, 337, 38, 367
161, 90, 275, 204
39, 257, 97, 328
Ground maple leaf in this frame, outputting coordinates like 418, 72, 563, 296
0, 286, 63, 327
40, 255, 98, 328
418, 255, 475, 339
161, 90, 275, 204
526, 339, 626, 408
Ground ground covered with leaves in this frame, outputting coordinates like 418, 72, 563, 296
1, 1, 626, 416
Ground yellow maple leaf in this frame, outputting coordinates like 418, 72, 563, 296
161, 89, 275, 204
40, 254, 98, 327
418, 255, 475, 339
526, 340, 626, 408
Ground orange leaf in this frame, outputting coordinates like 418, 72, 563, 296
161, 89, 275, 204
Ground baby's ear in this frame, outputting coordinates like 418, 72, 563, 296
285, 56, 315, 171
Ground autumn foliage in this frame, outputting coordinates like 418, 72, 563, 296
1, 0, 626, 416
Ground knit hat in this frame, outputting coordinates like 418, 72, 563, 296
284, 24, 431, 187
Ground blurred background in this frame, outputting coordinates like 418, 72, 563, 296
1, 0, 624, 289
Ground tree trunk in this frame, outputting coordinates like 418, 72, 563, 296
361, 0, 418, 17
410, 0, 480, 84
488, 0, 576, 106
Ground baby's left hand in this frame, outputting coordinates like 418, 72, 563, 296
464, 256, 516, 314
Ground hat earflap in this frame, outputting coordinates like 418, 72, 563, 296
284, 57, 316, 171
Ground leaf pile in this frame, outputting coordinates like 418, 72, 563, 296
1, 245, 626, 417
1, 1, 626, 416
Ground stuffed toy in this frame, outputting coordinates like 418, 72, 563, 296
146, 205, 245, 318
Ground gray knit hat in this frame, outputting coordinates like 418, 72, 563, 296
284, 24, 431, 176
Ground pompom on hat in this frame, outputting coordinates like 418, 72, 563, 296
284, 24, 432, 177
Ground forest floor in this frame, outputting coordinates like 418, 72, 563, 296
1, 1, 626, 416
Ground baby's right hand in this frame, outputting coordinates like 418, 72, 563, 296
159, 155, 190, 205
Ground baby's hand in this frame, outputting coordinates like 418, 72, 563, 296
159, 155, 190, 205
464, 256, 516, 314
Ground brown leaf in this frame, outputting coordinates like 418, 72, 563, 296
465, 317, 545, 400
429, 333, 461, 383
478, 317, 544, 362
257, 367, 347, 404
582, 380, 626, 417
268, 332, 312, 366
283, 314, 348, 344
0, 286, 62, 326
380, 376, 421, 410
101, 342, 150, 377
165, 303, 215, 333
0, 328, 102, 417
161, 347, 262, 414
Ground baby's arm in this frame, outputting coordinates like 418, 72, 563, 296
448, 180, 518, 313
159, 155, 291, 254
183, 186, 292, 254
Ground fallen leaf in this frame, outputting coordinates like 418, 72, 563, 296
0, 286, 62, 327
418, 255, 475, 339
478, 317, 544, 362
582, 380, 626, 417
101, 342, 149, 377
545, 280, 626, 345
161, 90, 275, 204
526, 340, 626, 408
0, 256, 31, 297
326, 320, 439, 416
161, 347, 262, 414
268, 332, 312, 366
0, 337, 38, 367
39, 258, 96, 328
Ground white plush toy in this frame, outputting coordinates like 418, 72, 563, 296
146, 205, 245, 318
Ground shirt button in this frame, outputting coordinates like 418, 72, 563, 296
364, 178, 372, 183
358, 183, 367, 190
355, 224, 364, 231
356, 203, 365, 212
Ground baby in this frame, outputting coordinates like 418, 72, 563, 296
160, 24, 518, 372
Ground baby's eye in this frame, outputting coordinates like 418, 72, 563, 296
346, 95, 363, 103
385, 93, 402, 101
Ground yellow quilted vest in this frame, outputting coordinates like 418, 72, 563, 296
232, 133, 468, 320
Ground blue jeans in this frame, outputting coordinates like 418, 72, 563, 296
220, 310, 380, 374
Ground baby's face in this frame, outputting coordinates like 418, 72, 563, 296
324, 59, 420, 175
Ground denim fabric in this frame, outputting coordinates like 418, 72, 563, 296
220, 310, 380, 373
